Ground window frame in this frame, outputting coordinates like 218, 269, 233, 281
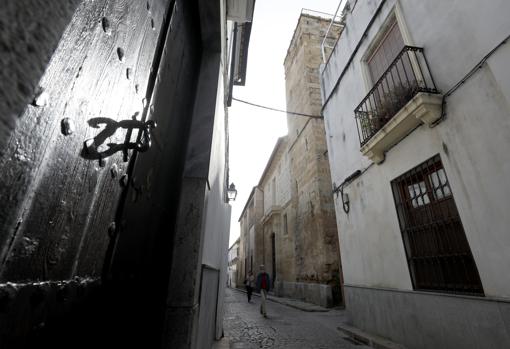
391, 155, 484, 296
360, 2, 414, 93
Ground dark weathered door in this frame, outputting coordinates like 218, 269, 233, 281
0, 0, 191, 347
103, 0, 204, 345
0, 0, 172, 281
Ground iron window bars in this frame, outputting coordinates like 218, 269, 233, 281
391, 155, 484, 295
355, 46, 439, 146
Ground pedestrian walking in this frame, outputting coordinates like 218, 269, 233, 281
245, 271, 255, 302
256, 265, 271, 317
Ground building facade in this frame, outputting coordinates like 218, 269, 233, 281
320, 0, 510, 348
0, 0, 254, 348
237, 12, 343, 308
258, 137, 293, 296
282, 11, 343, 307
237, 186, 264, 286
228, 238, 240, 288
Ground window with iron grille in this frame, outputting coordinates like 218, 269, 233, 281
391, 155, 484, 295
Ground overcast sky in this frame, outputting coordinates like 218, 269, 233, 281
228, 0, 342, 246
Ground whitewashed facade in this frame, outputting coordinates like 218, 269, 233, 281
320, 0, 510, 348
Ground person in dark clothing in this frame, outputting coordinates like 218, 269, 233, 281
256, 265, 271, 317
245, 271, 254, 302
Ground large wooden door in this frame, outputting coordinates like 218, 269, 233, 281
104, 1, 203, 346
0, 1, 183, 347
0, 0, 216, 346
0, 0, 172, 281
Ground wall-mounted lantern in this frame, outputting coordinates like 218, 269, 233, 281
227, 183, 238, 201
332, 169, 362, 214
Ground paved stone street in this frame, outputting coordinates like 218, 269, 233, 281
219, 287, 370, 349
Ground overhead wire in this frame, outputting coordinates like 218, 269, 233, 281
232, 97, 322, 119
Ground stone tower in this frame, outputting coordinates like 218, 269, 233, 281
283, 11, 343, 304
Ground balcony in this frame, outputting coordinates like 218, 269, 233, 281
262, 205, 282, 224
354, 46, 442, 163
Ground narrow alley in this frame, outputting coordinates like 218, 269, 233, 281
217, 288, 368, 349
2, 0, 510, 347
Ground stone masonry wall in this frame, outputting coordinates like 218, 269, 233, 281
283, 14, 343, 303
239, 14, 343, 305
259, 137, 295, 283
262, 141, 292, 216
237, 188, 264, 285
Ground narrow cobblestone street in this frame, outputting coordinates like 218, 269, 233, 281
219, 288, 370, 349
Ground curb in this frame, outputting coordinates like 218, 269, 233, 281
268, 296, 329, 312
230, 287, 329, 312
337, 323, 407, 349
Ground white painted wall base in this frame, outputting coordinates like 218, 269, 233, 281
345, 285, 510, 349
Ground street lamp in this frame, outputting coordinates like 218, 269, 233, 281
227, 183, 238, 201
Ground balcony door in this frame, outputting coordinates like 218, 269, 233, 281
365, 18, 416, 127
367, 19, 405, 83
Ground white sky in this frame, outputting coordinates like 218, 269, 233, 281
228, 0, 341, 247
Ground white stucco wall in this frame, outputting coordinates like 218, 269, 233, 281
200, 7, 234, 337
321, 0, 510, 298
201, 61, 230, 270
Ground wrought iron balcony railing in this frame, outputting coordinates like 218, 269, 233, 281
355, 46, 439, 146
